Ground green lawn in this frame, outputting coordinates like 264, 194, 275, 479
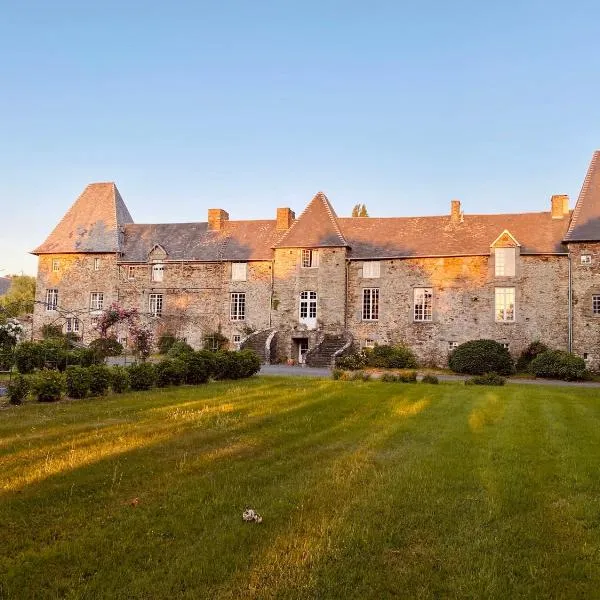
1, 378, 600, 599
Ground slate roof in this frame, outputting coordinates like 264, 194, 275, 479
339, 212, 571, 258
274, 192, 348, 248
33, 183, 133, 254
0, 277, 11, 296
120, 220, 283, 262
565, 151, 600, 242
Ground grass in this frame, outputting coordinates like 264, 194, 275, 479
1, 378, 600, 599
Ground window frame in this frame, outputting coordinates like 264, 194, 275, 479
592, 294, 600, 316
495, 287, 516, 322
149, 293, 164, 317
448, 341, 459, 352
364, 338, 376, 349
299, 291, 317, 320
45, 288, 58, 312
151, 263, 165, 282
301, 249, 318, 268
362, 261, 380, 279
362, 288, 380, 321
581, 254, 592, 265
65, 317, 80, 333
128, 265, 135, 280
494, 247, 516, 277
413, 287, 433, 322
94, 257, 100, 271
230, 292, 246, 321
231, 262, 247, 281
52, 259, 60, 273
89, 292, 104, 311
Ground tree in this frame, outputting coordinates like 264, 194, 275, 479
351, 203, 369, 217
0, 275, 36, 320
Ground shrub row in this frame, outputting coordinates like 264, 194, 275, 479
336, 345, 418, 370
465, 373, 506, 386
332, 369, 438, 384
13, 340, 103, 374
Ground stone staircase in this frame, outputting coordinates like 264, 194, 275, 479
240, 329, 277, 363
305, 333, 352, 368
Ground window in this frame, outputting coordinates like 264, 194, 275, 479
495, 247, 516, 276
152, 263, 164, 282
362, 288, 379, 320
495, 287, 515, 322
90, 292, 104, 311
149, 293, 163, 317
91, 317, 99, 329
118, 335, 128, 347
448, 341, 459, 351
362, 261, 380, 278
501, 342, 510, 350
581, 255, 592, 265
299, 291, 317, 319
233, 334, 242, 349
593, 295, 600, 315
301, 249, 318, 268
94, 257, 100, 271
230, 292, 246, 321
231, 262, 247, 281
52, 259, 60, 272
413, 288, 433, 322
364, 338, 376, 349
584, 353, 589, 361
128, 266, 135, 279
66, 317, 80, 333
45, 289, 58, 311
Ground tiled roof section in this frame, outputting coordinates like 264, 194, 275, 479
119, 220, 282, 262
274, 192, 348, 248
565, 151, 600, 241
0, 276, 11, 296
33, 183, 133, 254
339, 212, 570, 259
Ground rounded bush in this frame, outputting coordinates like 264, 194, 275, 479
88, 365, 111, 396
0, 346, 14, 371
155, 359, 186, 387
128, 362, 156, 391
67, 348, 98, 368
110, 366, 130, 393
366, 345, 418, 369
38, 339, 69, 371
421, 374, 439, 384
89, 337, 123, 360
183, 352, 212, 384
167, 341, 194, 359
529, 350, 586, 381
7, 374, 30, 405
157, 333, 178, 354
14, 342, 44, 374
465, 373, 506, 386
516, 341, 550, 372
335, 351, 368, 371
449, 340, 514, 376
65, 366, 91, 399
32, 370, 64, 402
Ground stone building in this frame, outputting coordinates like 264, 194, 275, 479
32, 151, 600, 368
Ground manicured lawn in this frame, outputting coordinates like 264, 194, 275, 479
1, 378, 600, 599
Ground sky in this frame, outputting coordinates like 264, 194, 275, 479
2, 0, 600, 275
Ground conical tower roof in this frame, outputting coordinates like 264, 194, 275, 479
33, 182, 133, 254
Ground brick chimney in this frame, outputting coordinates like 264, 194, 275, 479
551, 195, 569, 219
208, 208, 229, 231
276, 207, 295, 231
450, 200, 462, 224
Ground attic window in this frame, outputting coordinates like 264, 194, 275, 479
231, 263, 247, 281
495, 248, 515, 277
362, 262, 380, 278
52, 259, 60, 272
151, 263, 164, 282
301, 249, 318, 268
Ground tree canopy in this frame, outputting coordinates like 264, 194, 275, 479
0, 275, 36, 320
351, 203, 369, 217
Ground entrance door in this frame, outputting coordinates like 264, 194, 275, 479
298, 339, 309, 364
299, 291, 317, 329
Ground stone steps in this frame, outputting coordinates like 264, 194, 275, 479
305, 334, 349, 368
240, 329, 276, 363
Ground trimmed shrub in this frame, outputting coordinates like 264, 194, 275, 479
167, 341, 194, 359
332, 368, 344, 380
128, 362, 156, 391
421, 374, 439, 384
38, 339, 69, 371
65, 366, 91, 399
32, 370, 64, 402
89, 337, 123, 360
110, 366, 130, 393
157, 333, 178, 355
398, 370, 418, 383
335, 351, 368, 371
212, 349, 261, 380
352, 371, 371, 381
67, 348, 98, 368
449, 340, 514, 376
0, 346, 14, 371
183, 352, 212, 385
465, 373, 506, 386
7, 374, 29, 405
202, 332, 229, 352
380, 372, 399, 382
516, 341, 550, 372
88, 365, 111, 395
155, 359, 187, 387
529, 350, 587, 381
14, 342, 44, 374
366, 345, 418, 369
237, 349, 261, 378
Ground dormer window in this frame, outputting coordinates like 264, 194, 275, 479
495, 248, 515, 277
151, 263, 164, 282
301, 249, 318, 268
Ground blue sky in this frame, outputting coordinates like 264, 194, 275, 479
2, 0, 600, 275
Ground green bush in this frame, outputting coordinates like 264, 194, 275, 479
38, 339, 69, 371
335, 351, 368, 370
202, 332, 229, 352
421, 374, 439, 384
366, 345, 418, 369
88, 365, 111, 395
128, 362, 156, 391
67, 348, 98, 367
236, 349, 261, 378
0, 346, 14, 371
212, 350, 261, 380
398, 370, 418, 383
14, 342, 44, 374
465, 373, 506, 386
65, 366, 91, 399
380, 372, 399, 382
516, 341, 550, 372
332, 368, 344, 380
110, 366, 130, 393
89, 337, 123, 360
167, 341, 194, 359
351, 371, 371, 381
529, 350, 587, 381
31, 370, 64, 402
155, 359, 187, 387
449, 340, 514, 376
7, 374, 30, 405
157, 333, 178, 354
182, 352, 212, 384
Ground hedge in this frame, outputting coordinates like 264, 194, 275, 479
529, 350, 587, 381
449, 340, 514, 375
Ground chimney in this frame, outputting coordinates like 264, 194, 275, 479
450, 199, 462, 224
276, 207, 295, 231
208, 208, 229, 231
551, 195, 569, 219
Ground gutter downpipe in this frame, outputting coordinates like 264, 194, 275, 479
568, 253, 573, 352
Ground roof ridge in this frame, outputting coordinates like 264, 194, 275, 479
565, 150, 600, 240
